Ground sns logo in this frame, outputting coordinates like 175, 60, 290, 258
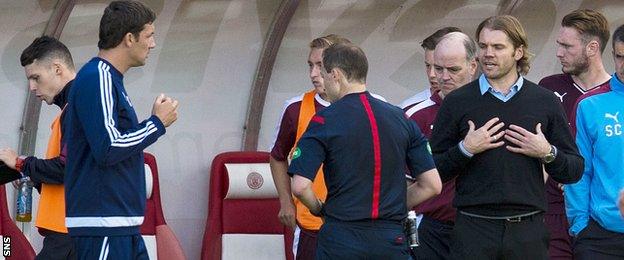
605, 112, 622, 137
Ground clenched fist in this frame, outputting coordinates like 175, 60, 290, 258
152, 93, 179, 127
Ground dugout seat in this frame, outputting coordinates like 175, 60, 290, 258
0, 184, 35, 260
140, 152, 186, 260
201, 151, 294, 260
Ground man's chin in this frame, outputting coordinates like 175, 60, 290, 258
313, 85, 325, 94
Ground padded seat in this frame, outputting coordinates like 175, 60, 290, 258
140, 152, 186, 260
201, 151, 293, 260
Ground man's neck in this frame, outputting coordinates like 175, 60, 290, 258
318, 92, 329, 102
486, 71, 519, 95
60, 72, 76, 87
98, 49, 130, 74
340, 82, 367, 99
571, 61, 610, 90
438, 90, 446, 100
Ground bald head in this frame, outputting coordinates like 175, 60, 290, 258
434, 32, 478, 98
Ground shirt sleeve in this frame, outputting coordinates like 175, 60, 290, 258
287, 116, 326, 181
406, 119, 435, 177
565, 101, 592, 236
429, 96, 471, 182
543, 95, 584, 184
270, 101, 297, 161
73, 70, 166, 167
22, 156, 64, 185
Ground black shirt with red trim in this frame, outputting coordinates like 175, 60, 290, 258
288, 91, 435, 222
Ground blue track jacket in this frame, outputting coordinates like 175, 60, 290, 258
565, 74, 624, 236
63, 57, 166, 236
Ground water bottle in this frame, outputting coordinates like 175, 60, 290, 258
405, 210, 419, 248
16, 177, 33, 222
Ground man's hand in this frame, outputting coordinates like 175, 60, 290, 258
0, 148, 18, 169
504, 123, 551, 158
152, 93, 179, 127
278, 198, 297, 228
463, 118, 506, 154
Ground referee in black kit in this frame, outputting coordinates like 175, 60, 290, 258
287, 42, 442, 259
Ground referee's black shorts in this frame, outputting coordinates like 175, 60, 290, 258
316, 217, 410, 259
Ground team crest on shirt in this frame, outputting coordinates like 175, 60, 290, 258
292, 147, 301, 159
605, 111, 622, 137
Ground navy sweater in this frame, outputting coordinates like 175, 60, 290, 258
63, 57, 165, 236
429, 79, 583, 216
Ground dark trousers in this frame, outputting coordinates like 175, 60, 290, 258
72, 235, 148, 260
316, 218, 410, 260
545, 213, 573, 259
411, 216, 453, 260
296, 227, 319, 260
573, 218, 624, 260
450, 212, 548, 260
36, 229, 76, 260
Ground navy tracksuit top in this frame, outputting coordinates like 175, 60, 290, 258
64, 57, 166, 236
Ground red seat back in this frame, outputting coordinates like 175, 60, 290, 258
201, 151, 293, 260
140, 152, 186, 260
0, 184, 35, 260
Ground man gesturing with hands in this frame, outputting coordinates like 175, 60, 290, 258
153, 93, 179, 126
430, 15, 583, 259
63, 1, 178, 259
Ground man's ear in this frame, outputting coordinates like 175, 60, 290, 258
514, 45, 524, 61
467, 59, 477, 79
332, 68, 344, 81
586, 40, 600, 57
333, 68, 350, 85
52, 61, 63, 75
123, 32, 136, 47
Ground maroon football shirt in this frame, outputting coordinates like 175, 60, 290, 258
270, 93, 329, 161
539, 74, 609, 212
405, 91, 456, 223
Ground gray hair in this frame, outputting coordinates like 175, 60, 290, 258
437, 32, 477, 62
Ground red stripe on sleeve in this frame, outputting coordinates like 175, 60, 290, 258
311, 115, 325, 124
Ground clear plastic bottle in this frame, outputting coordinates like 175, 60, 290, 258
16, 177, 32, 222
405, 210, 419, 248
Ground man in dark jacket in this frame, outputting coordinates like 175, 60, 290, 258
0, 36, 76, 260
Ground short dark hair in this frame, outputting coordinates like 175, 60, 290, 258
309, 34, 352, 49
20, 36, 74, 70
98, 1, 156, 50
562, 9, 610, 53
421, 27, 462, 50
322, 43, 368, 84
613, 24, 624, 47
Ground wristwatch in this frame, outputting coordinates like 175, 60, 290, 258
541, 145, 557, 164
